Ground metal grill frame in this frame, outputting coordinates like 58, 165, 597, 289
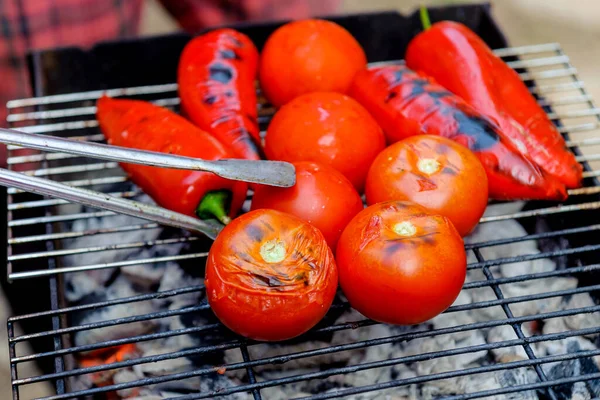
5, 7, 600, 400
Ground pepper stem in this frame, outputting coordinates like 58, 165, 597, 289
196, 190, 232, 225
420, 5, 432, 30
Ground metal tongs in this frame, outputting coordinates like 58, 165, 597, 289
0, 128, 296, 239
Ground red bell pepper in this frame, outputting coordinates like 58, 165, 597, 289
405, 21, 582, 189
96, 96, 248, 224
178, 28, 261, 160
348, 65, 567, 200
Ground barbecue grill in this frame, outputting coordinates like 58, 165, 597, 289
5, 4, 600, 399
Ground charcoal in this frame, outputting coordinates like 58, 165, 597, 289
545, 341, 599, 400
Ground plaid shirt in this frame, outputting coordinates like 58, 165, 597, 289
0, 0, 340, 126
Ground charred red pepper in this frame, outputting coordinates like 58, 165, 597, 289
348, 65, 567, 200
405, 20, 583, 189
96, 96, 248, 224
178, 28, 261, 160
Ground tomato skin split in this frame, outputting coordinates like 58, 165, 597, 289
366, 135, 488, 237
206, 209, 338, 342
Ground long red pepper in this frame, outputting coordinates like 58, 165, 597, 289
405, 20, 582, 189
96, 96, 248, 224
178, 28, 261, 160
348, 65, 567, 200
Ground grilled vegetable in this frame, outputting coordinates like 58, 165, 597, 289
251, 161, 364, 249
205, 209, 338, 341
96, 96, 247, 224
259, 19, 367, 108
366, 135, 488, 237
336, 201, 466, 325
348, 65, 567, 200
264, 92, 386, 192
405, 20, 582, 189
178, 28, 261, 160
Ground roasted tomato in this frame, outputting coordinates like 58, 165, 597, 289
251, 161, 364, 249
336, 201, 466, 325
264, 92, 386, 192
365, 135, 488, 236
259, 19, 367, 107
205, 209, 338, 341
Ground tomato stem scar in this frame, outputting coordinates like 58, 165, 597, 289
417, 158, 441, 175
260, 239, 287, 263
393, 221, 417, 237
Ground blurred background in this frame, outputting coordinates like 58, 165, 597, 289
2, 0, 600, 398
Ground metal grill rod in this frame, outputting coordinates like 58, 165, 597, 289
37, 319, 600, 400
11, 284, 600, 383
0, 168, 223, 243
0, 128, 296, 188
6, 68, 581, 124
11, 264, 600, 364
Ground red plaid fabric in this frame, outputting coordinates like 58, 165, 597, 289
0, 0, 340, 126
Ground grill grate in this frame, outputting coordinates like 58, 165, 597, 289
5, 43, 600, 399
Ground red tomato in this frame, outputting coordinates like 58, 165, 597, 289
205, 209, 338, 341
259, 19, 367, 107
264, 92, 386, 192
366, 135, 488, 237
251, 161, 364, 249
336, 201, 466, 325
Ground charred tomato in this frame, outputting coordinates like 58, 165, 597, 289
366, 135, 488, 237
205, 209, 338, 341
251, 161, 364, 250
336, 201, 466, 325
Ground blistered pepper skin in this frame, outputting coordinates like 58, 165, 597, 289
178, 29, 261, 160
405, 21, 582, 189
96, 96, 248, 219
205, 209, 338, 341
348, 65, 567, 201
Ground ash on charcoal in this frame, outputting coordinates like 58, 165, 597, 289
487, 325, 528, 360
543, 341, 599, 400
70, 276, 157, 347
114, 366, 245, 400
497, 366, 538, 400
561, 293, 600, 338
60, 195, 600, 399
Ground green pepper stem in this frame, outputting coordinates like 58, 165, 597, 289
196, 190, 232, 225
420, 5, 432, 30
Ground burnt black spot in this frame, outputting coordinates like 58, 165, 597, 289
390, 68, 407, 84
385, 91, 398, 103
384, 241, 407, 257
429, 90, 450, 100
252, 274, 284, 287
219, 49, 240, 60
418, 232, 438, 245
225, 90, 234, 97
411, 78, 429, 86
436, 143, 450, 154
230, 37, 243, 47
452, 109, 500, 151
203, 95, 217, 105
443, 167, 457, 175
407, 84, 426, 99
245, 223, 264, 242
209, 63, 234, 83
